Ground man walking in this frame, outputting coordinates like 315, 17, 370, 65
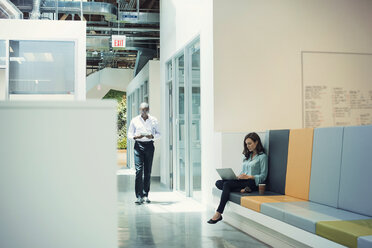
127, 102, 161, 204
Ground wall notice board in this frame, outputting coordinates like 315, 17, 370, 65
302, 52, 372, 128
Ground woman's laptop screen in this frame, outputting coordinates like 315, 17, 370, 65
216, 168, 237, 180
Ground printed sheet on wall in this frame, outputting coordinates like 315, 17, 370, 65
302, 52, 372, 128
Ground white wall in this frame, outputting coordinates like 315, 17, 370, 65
0, 101, 117, 248
148, 61, 161, 177
0, 20, 86, 100
127, 60, 162, 177
213, 0, 372, 132
86, 68, 134, 99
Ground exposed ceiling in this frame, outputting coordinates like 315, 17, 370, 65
9, 0, 160, 76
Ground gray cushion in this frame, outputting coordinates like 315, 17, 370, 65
338, 125, 372, 217
212, 187, 279, 205
266, 129, 290, 194
358, 236, 372, 248
309, 127, 343, 208
261, 201, 370, 233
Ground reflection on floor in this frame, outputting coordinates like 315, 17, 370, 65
117, 169, 270, 248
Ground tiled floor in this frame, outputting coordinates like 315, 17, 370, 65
117, 169, 270, 248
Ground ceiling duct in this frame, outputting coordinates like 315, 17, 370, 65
42, 1, 117, 21
29, 0, 41, 19
131, 48, 156, 76
11, 0, 117, 21
0, 0, 23, 19
119, 11, 159, 24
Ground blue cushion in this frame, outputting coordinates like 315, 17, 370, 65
267, 129, 290, 194
338, 125, 372, 217
358, 235, 372, 248
261, 201, 303, 221
309, 127, 343, 208
261, 201, 370, 233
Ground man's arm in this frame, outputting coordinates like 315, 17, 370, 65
152, 118, 161, 140
127, 120, 135, 140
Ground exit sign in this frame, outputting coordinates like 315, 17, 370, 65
112, 35, 126, 48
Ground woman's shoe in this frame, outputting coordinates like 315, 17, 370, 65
207, 216, 223, 224
240, 186, 252, 193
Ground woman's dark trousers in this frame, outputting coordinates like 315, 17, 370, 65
215, 179, 257, 214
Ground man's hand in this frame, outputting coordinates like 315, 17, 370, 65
134, 135, 144, 140
145, 134, 154, 139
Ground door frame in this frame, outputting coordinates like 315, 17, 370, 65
166, 36, 201, 197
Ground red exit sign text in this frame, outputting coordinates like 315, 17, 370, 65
112, 35, 126, 48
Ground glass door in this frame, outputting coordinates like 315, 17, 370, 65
170, 38, 201, 198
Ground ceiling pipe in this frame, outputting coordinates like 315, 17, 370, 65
30, 0, 41, 19
0, 0, 23, 19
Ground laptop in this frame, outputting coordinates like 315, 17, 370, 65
216, 168, 238, 180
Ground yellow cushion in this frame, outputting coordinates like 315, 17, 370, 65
285, 128, 314, 200
241, 195, 305, 212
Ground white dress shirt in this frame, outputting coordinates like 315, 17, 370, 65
127, 114, 161, 142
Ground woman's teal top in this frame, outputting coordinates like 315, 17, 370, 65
240, 153, 268, 186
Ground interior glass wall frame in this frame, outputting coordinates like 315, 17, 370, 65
3, 39, 78, 100
165, 60, 174, 189
0, 40, 9, 101
167, 36, 201, 197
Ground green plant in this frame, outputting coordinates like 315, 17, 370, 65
103, 90, 127, 149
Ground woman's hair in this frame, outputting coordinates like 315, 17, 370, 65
242, 132, 265, 159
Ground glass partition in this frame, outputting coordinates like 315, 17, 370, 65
9, 40, 75, 96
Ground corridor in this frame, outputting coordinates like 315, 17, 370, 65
117, 169, 270, 248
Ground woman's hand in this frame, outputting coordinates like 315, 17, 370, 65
237, 174, 255, 180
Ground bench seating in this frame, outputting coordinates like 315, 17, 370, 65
213, 126, 372, 248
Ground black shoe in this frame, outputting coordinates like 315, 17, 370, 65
135, 197, 144, 205
207, 216, 223, 224
241, 186, 252, 193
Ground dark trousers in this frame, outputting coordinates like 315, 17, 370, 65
134, 141, 155, 198
215, 179, 258, 214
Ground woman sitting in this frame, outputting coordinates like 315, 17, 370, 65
208, 132, 268, 224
